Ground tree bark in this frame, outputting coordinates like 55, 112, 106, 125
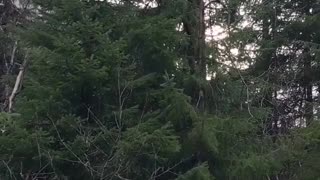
8, 55, 27, 113
183, 0, 206, 78
303, 47, 313, 126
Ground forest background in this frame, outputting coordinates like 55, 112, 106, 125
0, 0, 320, 179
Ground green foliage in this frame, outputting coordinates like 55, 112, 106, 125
0, 113, 52, 178
0, 0, 319, 179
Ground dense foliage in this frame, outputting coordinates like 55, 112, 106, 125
0, 0, 319, 179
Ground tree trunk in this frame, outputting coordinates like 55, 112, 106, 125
183, 0, 206, 78
8, 56, 27, 113
303, 47, 313, 126
182, 0, 207, 113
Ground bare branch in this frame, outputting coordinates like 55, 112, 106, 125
8, 53, 27, 113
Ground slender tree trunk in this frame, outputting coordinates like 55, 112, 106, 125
196, 0, 206, 79
8, 56, 27, 113
261, 0, 279, 136
303, 47, 313, 126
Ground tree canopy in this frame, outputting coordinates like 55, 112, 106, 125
0, 0, 320, 179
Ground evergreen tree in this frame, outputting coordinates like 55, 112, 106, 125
0, 0, 319, 180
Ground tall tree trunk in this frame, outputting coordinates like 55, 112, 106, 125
303, 47, 313, 126
183, 0, 207, 112
260, 0, 280, 136
183, 0, 206, 78
196, 0, 206, 79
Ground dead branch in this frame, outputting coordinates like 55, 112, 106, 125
8, 54, 27, 113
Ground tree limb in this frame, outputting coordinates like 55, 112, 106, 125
8, 54, 27, 113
